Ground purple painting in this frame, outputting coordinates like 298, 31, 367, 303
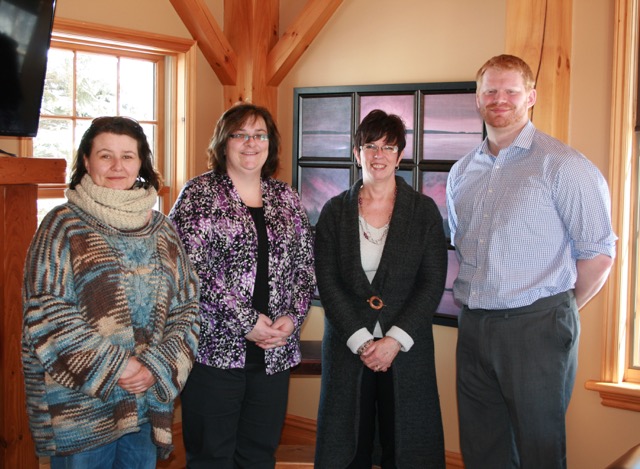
301, 96, 352, 159
436, 250, 462, 317
421, 171, 449, 238
423, 93, 483, 161
360, 94, 415, 161
300, 166, 351, 226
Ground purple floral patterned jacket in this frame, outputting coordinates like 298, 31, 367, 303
169, 171, 315, 375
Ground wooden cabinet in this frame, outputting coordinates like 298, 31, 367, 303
0, 157, 66, 469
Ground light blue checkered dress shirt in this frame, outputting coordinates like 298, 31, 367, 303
446, 121, 617, 310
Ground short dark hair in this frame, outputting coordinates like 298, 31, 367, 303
68, 116, 161, 190
476, 54, 536, 91
207, 102, 280, 178
354, 109, 407, 154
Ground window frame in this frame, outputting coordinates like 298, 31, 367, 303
585, 0, 640, 411
31, 17, 196, 214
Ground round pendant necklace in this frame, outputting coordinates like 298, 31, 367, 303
358, 186, 396, 245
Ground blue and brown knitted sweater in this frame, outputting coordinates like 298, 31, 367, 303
21, 202, 200, 459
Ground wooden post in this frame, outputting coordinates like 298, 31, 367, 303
0, 157, 66, 469
505, 0, 573, 142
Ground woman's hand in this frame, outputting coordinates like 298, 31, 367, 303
246, 313, 291, 349
360, 337, 401, 372
118, 356, 156, 394
270, 315, 295, 337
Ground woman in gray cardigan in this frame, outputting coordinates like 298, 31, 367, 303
314, 110, 448, 468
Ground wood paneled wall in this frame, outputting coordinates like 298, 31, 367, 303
505, 0, 572, 141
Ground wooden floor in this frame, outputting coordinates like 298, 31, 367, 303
155, 413, 464, 468
275, 445, 315, 468
275, 445, 384, 469
275, 414, 317, 468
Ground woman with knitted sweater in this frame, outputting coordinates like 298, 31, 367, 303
22, 116, 201, 469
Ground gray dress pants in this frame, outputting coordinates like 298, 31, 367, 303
456, 291, 579, 469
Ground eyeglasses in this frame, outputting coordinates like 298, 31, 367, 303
360, 143, 398, 157
229, 133, 269, 142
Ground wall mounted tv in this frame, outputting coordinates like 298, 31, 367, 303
0, 0, 56, 137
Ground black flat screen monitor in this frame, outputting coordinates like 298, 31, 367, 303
0, 0, 56, 137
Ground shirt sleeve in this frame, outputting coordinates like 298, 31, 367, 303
347, 327, 375, 354
169, 178, 259, 336
386, 325, 414, 352
554, 156, 617, 260
22, 210, 131, 401
446, 166, 459, 247
137, 222, 201, 404
282, 187, 316, 331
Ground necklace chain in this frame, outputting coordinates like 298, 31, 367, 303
358, 186, 396, 245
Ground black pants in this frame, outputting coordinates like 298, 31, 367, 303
348, 365, 396, 469
181, 362, 290, 469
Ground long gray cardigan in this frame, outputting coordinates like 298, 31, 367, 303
314, 177, 447, 468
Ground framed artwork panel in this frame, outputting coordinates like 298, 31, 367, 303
420, 170, 450, 240
422, 92, 484, 161
360, 93, 415, 161
299, 165, 352, 226
293, 82, 478, 324
299, 95, 353, 160
433, 250, 462, 326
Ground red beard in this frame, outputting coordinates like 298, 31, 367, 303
480, 103, 526, 129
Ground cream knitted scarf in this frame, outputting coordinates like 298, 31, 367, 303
66, 174, 158, 230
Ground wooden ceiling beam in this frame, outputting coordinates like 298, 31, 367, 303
169, 0, 238, 85
222, 0, 279, 108
266, 0, 343, 86
168, 0, 342, 111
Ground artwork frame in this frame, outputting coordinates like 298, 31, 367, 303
293, 82, 485, 326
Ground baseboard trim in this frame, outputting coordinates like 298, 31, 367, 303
445, 450, 465, 468
280, 414, 317, 446
157, 413, 465, 469
280, 414, 465, 468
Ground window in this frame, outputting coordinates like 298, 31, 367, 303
292, 82, 483, 326
32, 18, 196, 219
585, 0, 640, 410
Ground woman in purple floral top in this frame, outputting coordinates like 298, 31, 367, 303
169, 103, 315, 468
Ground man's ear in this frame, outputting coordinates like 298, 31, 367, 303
527, 88, 537, 109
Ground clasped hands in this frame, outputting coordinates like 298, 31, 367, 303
118, 356, 156, 394
245, 313, 294, 350
360, 337, 401, 373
